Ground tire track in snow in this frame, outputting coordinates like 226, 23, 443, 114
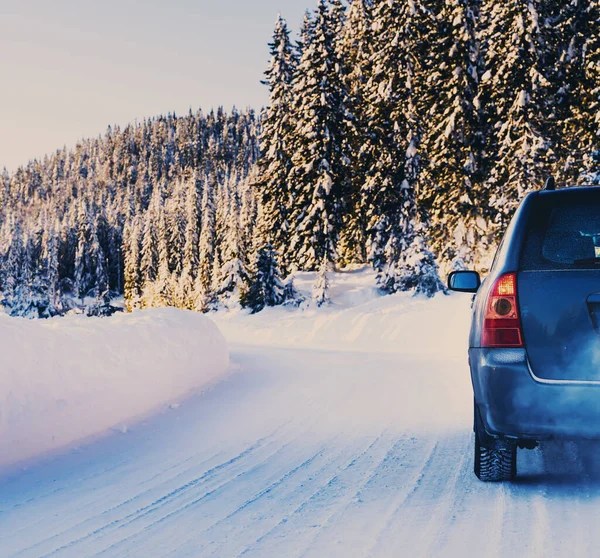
27, 420, 298, 558
46, 372, 363, 558
236, 430, 403, 558
41, 426, 310, 557
370, 430, 472, 557
350, 438, 439, 558
166, 372, 405, 557
166, 434, 353, 558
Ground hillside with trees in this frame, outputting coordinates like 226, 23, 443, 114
1, 0, 599, 317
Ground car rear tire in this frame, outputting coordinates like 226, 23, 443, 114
474, 431, 517, 482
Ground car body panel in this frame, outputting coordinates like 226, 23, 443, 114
519, 270, 600, 382
471, 348, 600, 440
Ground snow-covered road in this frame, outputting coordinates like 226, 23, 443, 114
3, 272, 600, 557
4, 342, 600, 557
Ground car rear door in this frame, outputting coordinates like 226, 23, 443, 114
518, 190, 600, 382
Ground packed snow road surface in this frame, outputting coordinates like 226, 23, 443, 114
2, 272, 600, 557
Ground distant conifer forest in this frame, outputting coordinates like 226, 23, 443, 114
1, 0, 599, 317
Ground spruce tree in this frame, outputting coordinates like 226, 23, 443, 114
241, 243, 286, 313
555, 0, 600, 184
338, 0, 374, 265
179, 177, 199, 309
363, 0, 444, 295
73, 200, 93, 304
255, 15, 297, 269
420, 0, 485, 268
215, 190, 249, 301
196, 172, 217, 311
44, 220, 62, 316
287, 0, 353, 271
478, 0, 553, 232
312, 258, 331, 306
123, 219, 142, 312
140, 188, 159, 307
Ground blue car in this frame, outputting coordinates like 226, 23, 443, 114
449, 183, 600, 481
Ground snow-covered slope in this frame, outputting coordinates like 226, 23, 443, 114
214, 267, 470, 356
3, 269, 598, 557
0, 308, 229, 469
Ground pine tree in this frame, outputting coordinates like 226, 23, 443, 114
420, 0, 485, 268
478, 0, 553, 232
73, 200, 93, 304
255, 15, 297, 268
178, 177, 199, 309
44, 220, 62, 316
241, 243, 286, 313
123, 218, 142, 312
312, 258, 331, 306
216, 189, 249, 301
363, 0, 443, 295
287, 0, 353, 271
140, 188, 159, 306
154, 202, 172, 307
89, 226, 109, 315
554, 0, 600, 184
338, 0, 374, 266
197, 171, 217, 304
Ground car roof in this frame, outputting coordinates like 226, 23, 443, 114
534, 186, 600, 200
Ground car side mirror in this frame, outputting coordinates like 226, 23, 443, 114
448, 270, 481, 293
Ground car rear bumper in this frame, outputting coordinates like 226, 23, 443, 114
470, 348, 600, 440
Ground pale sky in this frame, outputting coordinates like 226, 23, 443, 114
0, 0, 309, 171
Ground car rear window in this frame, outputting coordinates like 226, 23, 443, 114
520, 192, 600, 270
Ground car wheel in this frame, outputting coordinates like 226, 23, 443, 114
474, 430, 517, 482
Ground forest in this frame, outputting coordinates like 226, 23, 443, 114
1, 0, 599, 317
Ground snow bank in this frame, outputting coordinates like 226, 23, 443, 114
214, 267, 472, 360
0, 308, 229, 468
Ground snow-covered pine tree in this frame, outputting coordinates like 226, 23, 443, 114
312, 258, 331, 306
2, 227, 24, 313
123, 218, 142, 312
419, 0, 486, 270
241, 242, 286, 313
88, 225, 109, 315
44, 220, 62, 316
10, 234, 35, 318
215, 187, 249, 303
140, 188, 159, 307
580, 0, 600, 182
338, 0, 374, 266
45, 219, 64, 316
552, 0, 600, 184
166, 179, 185, 277
478, 0, 553, 232
154, 200, 173, 307
196, 171, 217, 311
287, 0, 353, 271
73, 200, 93, 305
295, 10, 315, 59
255, 15, 297, 269
178, 175, 199, 310
363, 0, 444, 295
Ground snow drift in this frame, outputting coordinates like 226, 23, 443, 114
0, 308, 229, 468
214, 267, 471, 359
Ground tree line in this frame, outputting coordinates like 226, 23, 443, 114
1, 0, 599, 317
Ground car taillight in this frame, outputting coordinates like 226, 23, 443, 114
481, 272, 523, 348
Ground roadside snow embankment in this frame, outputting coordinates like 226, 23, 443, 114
0, 308, 229, 468
214, 267, 471, 360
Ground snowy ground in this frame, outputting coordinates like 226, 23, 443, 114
3, 269, 600, 557
0, 308, 229, 468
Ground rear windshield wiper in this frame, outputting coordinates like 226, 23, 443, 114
573, 257, 600, 266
